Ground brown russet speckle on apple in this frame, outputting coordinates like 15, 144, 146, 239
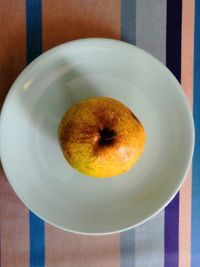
58, 96, 146, 178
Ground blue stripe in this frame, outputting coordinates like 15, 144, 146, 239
29, 212, 45, 267
121, 0, 136, 45
26, 0, 42, 64
192, 0, 200, 266
26, 1, 44, 267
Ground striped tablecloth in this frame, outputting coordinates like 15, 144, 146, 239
0, 1, 199, 266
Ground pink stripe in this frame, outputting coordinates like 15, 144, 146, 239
45, 224, 120, 267
181, 0, 194, 107
0, 172, 29, 267
179, 0, 194, 266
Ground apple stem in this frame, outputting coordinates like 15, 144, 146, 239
99, 127, 117, 145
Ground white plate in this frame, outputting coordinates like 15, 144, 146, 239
0, 38, 194, 235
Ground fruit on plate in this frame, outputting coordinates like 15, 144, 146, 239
58, 96, 146, 178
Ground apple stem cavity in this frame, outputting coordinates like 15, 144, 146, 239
99, 127, 117, 146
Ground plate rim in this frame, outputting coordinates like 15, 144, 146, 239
0, 38, 195, 235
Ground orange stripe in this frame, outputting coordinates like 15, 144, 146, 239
42, 0, 120, 51
0, 2, 29, 267
45, 224, 120, 267
0, 0, 26, 110
0, 171, 29, 267
179, 1, 194, 266
43, 1, 120, 265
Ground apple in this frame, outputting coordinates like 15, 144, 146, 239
58, 97, 146, 178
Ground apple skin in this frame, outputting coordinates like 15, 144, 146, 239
58, 97, 146, 178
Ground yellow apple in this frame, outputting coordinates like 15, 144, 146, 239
58, 97, 146, 178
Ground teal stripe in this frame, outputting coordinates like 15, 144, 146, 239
120, 1, 136, 265
191, 0, 200, 265
120, 1, 166, 267
120, 231, 135, 267
121, 0, 136, 44
136, 0, 166, 64
26, 1, 45, 267
134, 1, 166, 267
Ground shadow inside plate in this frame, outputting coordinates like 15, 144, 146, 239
20, 59, 103, 142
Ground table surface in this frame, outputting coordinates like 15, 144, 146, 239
0, 1, 199, 267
